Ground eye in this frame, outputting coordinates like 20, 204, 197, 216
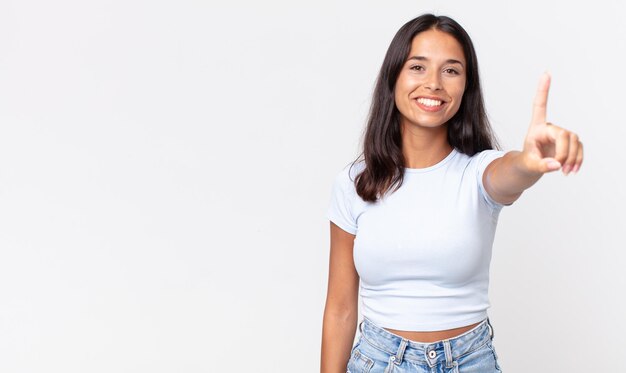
443, 68, 460, 75
410, 65, 425, 71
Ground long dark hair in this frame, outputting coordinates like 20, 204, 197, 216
351, 14, 499, 202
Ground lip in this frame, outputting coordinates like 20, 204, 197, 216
414, 96, 447, 112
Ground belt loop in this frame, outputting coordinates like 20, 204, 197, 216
486, 318, 495, 340
443, 340, 453, 368
391, 338, 408, 365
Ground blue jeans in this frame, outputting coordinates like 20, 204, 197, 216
347, 317, 502, 373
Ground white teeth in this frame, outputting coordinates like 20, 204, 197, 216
417, 98, 443, 107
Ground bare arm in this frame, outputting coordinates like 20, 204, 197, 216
484, 73, 584, 205
320, 222, 360, 373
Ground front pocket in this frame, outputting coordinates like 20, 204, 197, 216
347, 348, 375, 373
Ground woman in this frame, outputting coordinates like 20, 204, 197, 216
321, 14, 583, 373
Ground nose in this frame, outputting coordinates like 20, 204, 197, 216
424, 71, 442, 91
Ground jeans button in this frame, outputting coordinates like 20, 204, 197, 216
428, 350, 437, 359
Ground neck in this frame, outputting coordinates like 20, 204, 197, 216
401, 121, 453, 169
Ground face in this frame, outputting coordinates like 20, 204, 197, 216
394, 29, 467, 131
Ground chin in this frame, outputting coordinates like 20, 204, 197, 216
413, 117, 451, 129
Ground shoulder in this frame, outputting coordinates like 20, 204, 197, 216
471, 149, 506, 161
453, 149, 505, 170
327, 160, 367, 234
333, 159, 366, 187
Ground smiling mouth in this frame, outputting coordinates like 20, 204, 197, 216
416, 97, 444, 107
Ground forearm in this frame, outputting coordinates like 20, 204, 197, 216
320, 309, 358, 373
485, 150, 545, 205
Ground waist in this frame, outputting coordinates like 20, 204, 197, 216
359, 317, 493, 361
383, 321, 482, 343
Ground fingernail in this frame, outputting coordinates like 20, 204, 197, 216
571, 164, 580, 173
562, 165, 571, 175
547, 160, 561, 170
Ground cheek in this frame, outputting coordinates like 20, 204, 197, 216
394, 77, 417, 107
451, 86, 466, 106
393, 86, 408, 110
456, 79, 467, 99
446, 86, 466, 116
395, 73, 418, 94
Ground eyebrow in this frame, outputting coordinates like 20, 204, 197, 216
407, 56, 465, 67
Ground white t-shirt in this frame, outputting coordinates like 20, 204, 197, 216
326, 148, 506, 331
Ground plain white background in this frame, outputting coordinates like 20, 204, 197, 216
1, 1, 624, 372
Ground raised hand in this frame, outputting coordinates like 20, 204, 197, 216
522, 73, 583, 175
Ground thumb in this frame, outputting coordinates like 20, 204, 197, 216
540, 158, 562, 173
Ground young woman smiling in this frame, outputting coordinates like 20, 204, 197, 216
321, 14, 582, 373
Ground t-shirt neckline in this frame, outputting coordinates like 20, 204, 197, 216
403, 148, 458, 174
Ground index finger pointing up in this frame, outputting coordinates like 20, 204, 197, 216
532, 72, 551, 125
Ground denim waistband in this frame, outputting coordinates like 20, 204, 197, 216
358, 317, 494, 366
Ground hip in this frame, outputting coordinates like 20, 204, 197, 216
347, 317, 502, 373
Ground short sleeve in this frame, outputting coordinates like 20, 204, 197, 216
326, 168, 358, 235
475, 149, 507, 210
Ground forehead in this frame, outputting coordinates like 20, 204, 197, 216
408, 29, 465, 63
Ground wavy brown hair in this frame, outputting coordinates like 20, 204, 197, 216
350, 14, 499, 202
